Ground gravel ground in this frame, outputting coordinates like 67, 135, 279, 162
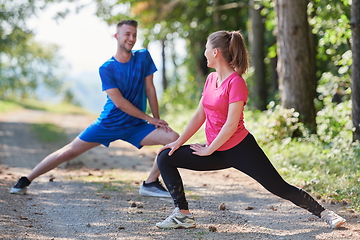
0, 109, 359, 240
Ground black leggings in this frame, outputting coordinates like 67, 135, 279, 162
157, 133, 325, 217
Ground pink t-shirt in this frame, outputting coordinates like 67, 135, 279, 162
202, 71, 249, 151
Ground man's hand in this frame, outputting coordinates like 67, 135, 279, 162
147, 117, 173, 132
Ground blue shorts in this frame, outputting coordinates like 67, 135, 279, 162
78, 121, 156, 149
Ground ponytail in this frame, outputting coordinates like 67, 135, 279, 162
208, 30, 249, 76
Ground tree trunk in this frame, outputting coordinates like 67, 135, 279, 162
161, 39, 167, 91
275, 0, 317, 133
249, 0, 267, 110
270, 56, 279, 93
194, 40, 209, 84
308, 0, 318, 101
351, 0, 360, 141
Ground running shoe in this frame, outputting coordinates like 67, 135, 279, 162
321, 209, 346, 229
139, 179, 171, 198
10, 177, 31, 194
156, 208, 196, 229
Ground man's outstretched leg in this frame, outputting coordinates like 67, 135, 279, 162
10, 138, 99, 194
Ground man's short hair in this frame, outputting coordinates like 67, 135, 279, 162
117, 20, 138, 28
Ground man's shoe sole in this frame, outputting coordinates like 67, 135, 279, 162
139, 189, 171, 198
156, 223, 196, 229
9, 187, 27, 194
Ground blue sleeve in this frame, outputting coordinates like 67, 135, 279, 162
144, 50, 157, 77
99, 62, 117, 91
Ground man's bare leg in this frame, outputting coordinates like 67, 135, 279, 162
10, 138, 100, 194
28, 138, 100, 181
137, 128, 178, 197
140, 128, 179, 183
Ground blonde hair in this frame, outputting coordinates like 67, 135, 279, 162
208, 30, 249, 75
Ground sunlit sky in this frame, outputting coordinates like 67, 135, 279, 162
28, 1, 147, 76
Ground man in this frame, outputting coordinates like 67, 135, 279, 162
10, 20, 179, 198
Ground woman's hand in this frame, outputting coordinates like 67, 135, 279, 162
190, 143, 214, 156
159, 141, 182, 156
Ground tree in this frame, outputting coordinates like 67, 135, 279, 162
249, 0, 267, 110
0, 0, 66, 99
351, 0, 360, 141
275, 0, 317, 133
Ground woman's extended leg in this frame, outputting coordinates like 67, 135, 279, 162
220, 134, 325, 217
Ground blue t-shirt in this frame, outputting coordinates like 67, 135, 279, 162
96, 49, 157, 129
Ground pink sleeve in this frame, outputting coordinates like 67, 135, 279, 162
228, 77, 248, 104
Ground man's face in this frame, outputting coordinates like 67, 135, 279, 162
115, 24, 137, 52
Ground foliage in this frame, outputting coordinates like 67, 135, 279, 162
245, 101, 305, 143
309, 0, 352, 110
0, 39, 66, 99
0, 0, 79, 104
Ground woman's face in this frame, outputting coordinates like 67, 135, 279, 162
204, 40, 215, 68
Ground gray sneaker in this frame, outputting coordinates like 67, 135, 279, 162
139, 180, 171, 198
156, 208, 196, 229
321, 209, 346, 229
10, 177, 31, 195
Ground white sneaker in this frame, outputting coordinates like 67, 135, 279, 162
139, 180, 171, 198
321, 209, 346, 229
156, 208, 196, 229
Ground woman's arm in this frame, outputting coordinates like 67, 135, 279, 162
177, 99, 206, 145
160, 98, 206, 156
191, 100, 244, 156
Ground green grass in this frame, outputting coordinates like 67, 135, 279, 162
93, 180, 135, 193
0, 98, 90, 144
0, 100, 23, 112
30, 123, 68, 143
71, 173, 137, 194
0, 98, 92, 115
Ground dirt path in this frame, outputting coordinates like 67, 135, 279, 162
0, 109, 359, 240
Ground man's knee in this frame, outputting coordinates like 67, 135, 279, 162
167, 131, 179, 142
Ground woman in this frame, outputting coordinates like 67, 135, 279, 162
155, 30, 346, 229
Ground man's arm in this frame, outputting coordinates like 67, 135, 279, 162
145, 74, 173, 131
145, 74, 160, 119
105, 87, 168, 128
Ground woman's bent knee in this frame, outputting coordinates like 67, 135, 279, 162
157, 149, 171, 166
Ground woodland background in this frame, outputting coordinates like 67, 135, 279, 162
1, 0, 360, 210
